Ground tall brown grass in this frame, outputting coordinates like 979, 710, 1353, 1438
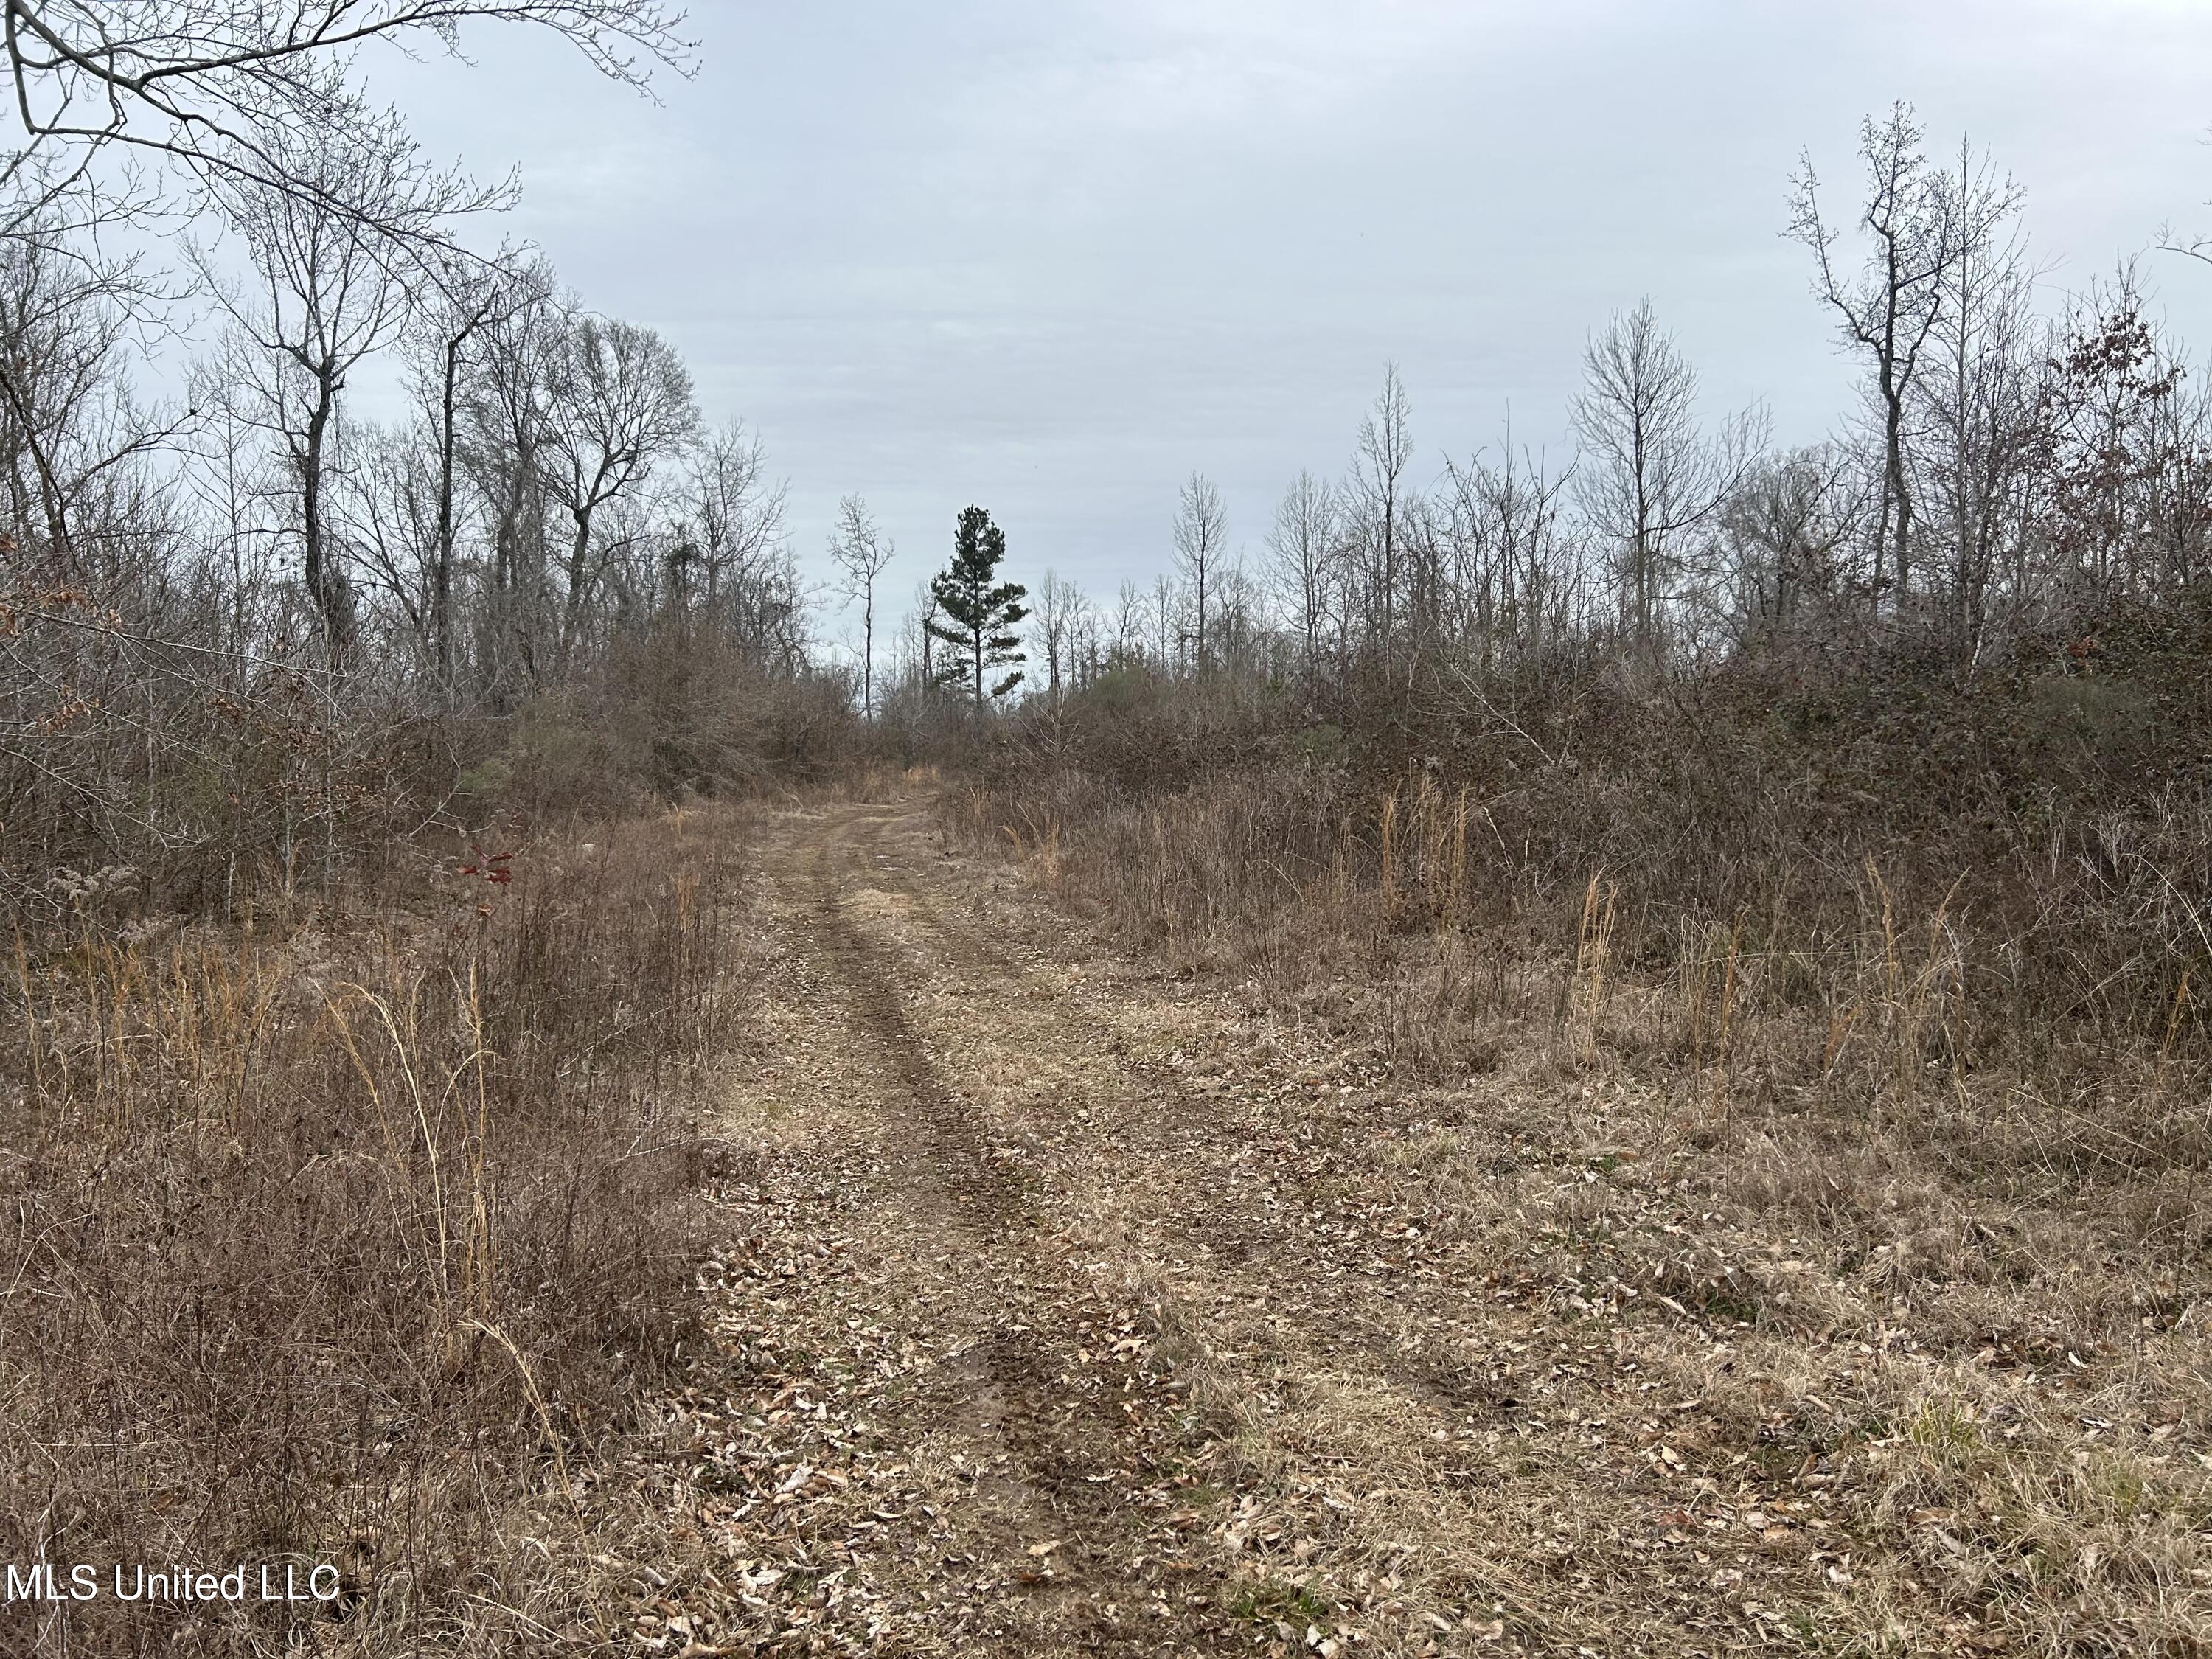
959, 746, 2212, 1653
0, 807, 742, 1655
959, 755, 2212, 1197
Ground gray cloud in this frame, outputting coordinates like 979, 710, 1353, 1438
366, 0, 2212, 626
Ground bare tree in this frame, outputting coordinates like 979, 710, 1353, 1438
1708, 444, 1871, 650
1071, 597, 1102, 689
1110, 577, 1144, 668
1571, 299, 1764, 661
827, 492, 894, 720
1210, 557, 1261, 670
678, 420, 784, 612
1172, 470, 1225, 671
0, 1, 690, 239
911, 576, 942, 696
192, 119, 459, 653
457, 261, 565, 692
0, 216, 175, 578
406, 248, 545, 684
341, 412, 450, 670
1789, 104, 2019, 605
543, 311, 698, 667
1350, 363, 1413, 673
1441, 427, 1588, 684
1265, 468, 1338, 695
1148, 571, 1184, 671
1910, 142, 2042, 654
1030, 567, 1089, 708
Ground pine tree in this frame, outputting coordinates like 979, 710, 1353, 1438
926, 505, 1027, 712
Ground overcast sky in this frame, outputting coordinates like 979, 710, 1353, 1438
366, 0, 2212, 632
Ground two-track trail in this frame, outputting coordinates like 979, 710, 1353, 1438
645, 798, 1834, 1658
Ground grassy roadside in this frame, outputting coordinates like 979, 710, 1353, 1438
956, 769, 2212, 1656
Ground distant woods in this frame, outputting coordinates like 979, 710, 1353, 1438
7, 86, 2212, 923
963, 102, 2212, 1092
965, 102, 2212, 1079
1020, 105, 2212, 723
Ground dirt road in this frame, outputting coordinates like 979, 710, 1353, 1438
644, 799, 1883, 1657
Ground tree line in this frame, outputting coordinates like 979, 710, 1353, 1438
991, 106, 2212, 736
7, 72, 2212, 920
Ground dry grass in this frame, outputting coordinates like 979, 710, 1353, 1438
957, 765, 2212, 1656
0, 807, 750, 1656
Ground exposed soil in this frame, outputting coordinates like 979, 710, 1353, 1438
624, 798, 2208, 1658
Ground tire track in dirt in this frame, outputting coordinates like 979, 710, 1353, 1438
803, 815, 1113, 1531
830, 805, 1519, 1440
658, 797, 2132, 1657
804, 804, 1601, 1651
695, 800, 1621, 1657
731, 802, 1245, 1656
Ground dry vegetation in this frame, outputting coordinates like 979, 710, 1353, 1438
948, 670, 2212, 1655
5, 27, 2212, 1652
0, 807, 746, 1654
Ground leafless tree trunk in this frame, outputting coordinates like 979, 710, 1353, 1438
1352, 364, 1413, 677
1266, 468, 1338, 700
1571, 299, 1764, 666
461, 268, 566, 694
1031, 568, 1090, 708
1708, 445, 1871, 648
1790, 105, 2017, 610
1911, 143, 2039, 656
1172, 471, 1225, 672
0, 218, 173, 581
1109, 579, 1144, 668
192, 121, 454, 657
1441, 427, 1586, 684
914, 578, 942, 694
407, 253, 544, 686
543, 313, 699, 669
829, 492, 894, 719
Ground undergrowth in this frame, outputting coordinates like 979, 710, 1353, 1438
0, 807, 748, 1655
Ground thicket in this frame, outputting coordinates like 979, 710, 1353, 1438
0, 207, 848, 1649
1, 810, 742, 1652
0, 9, 831, 1652
959, 108, 2212, 1124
